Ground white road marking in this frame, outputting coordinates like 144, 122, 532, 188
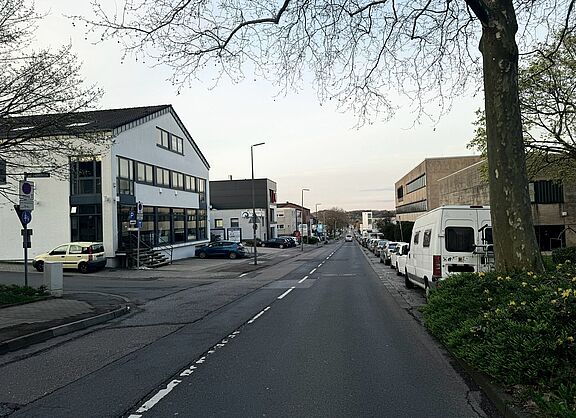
298, 275, 309, 283
317, 263, 323, 267
309, 268, 317, 274
239, 273, 248, 278
277, 287, 296, 299
127, 415, 142, 418
248, 306, 271, 324
136, 379, 181, 413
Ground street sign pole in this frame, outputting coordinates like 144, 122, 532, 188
137, 227, 140, 270
24, 223, 28, 287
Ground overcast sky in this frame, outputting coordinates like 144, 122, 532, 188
36, 1, 481, 211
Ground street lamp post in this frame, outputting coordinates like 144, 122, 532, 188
301, 188, 309, 251
251, 142, 265, 265
315, 203, 321, 246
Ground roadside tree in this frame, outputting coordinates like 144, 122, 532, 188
0, 0, 103, 201
80, 0, 576, 272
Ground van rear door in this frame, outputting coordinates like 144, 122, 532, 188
441, 208, 478, 275
476, 209, 494, 271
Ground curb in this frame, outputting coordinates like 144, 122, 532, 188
0, 305, 130, 355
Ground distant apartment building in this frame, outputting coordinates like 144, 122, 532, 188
395, 156, 483, 222
209, 179, 277, 242
276, 202, 310, 237
360, 211, 373, 234
439, 160, 576, 250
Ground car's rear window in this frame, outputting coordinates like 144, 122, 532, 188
83, 244, 104, 254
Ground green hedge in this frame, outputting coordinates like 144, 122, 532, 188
303, 236, 319, 244
0, 284, 48, 306
422, 263, 576, 417
552, 247, 576, 264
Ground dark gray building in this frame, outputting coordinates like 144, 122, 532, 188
209, 179, 278, 242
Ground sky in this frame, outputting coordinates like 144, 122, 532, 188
35, 1, 482, 211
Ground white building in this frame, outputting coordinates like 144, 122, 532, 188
0, 105, 210, 267
360, 211, 373, 235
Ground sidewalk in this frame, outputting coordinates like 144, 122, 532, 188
0, 242, 333, 354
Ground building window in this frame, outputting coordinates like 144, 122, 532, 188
71, 204, 102, 242
172, 171, 185, 190
397, 186, 404, 201
198, 178, 206, 203
158, 128, 169, 148
215, 219, 224, 228
155, 167, 171, 187
185, 175, 196, 192
396, 200, 427, 214
117, 157, 134, 195
530, 180, 564, 204
186, 209, 197, 241
230, 218, 239, 228
198, 209, 207, 240
157, 207, 171, 245
406, 174, 426, 194
173, 208, 186, 243
71, 156, 102, 195
0, 158, 6, 185
157, 128, 184, 155
136, 162, 154, 184
269, 189, 277, 203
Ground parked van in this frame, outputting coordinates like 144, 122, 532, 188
404, 206, 494, 296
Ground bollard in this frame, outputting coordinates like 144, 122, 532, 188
43, 262, 63, 297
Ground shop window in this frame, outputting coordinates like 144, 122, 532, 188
186, 209, 197, 241
173, 209, 186, 243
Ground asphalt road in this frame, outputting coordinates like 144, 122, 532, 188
128, 242, 497, 417
2, 242, 499, 417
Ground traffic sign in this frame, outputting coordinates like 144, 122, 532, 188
129, 211, 136, 221
19, 180, 34, 211
137, 201, 143, 214
20, 210, 32, 225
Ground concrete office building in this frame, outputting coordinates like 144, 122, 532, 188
209, 179, 277, 242
439, 161, 576, 250
395, 156, 483, 222
276, 202, 311, 237
0, 105, 210, 266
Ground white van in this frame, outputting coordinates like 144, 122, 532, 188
404, 206, 494, 296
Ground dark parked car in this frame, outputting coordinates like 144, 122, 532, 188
262, 237, 293, 248
195, 241, 247, 259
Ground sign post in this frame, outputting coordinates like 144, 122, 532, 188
136, 202, 143, 269
18, 180, 35, 287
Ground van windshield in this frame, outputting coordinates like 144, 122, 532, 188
445, 227, 475, 252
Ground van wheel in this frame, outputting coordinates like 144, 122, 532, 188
78, 262, 89, 274
425, 279, 431, 299
35, 261, 44, 272
405, 272, 414, 289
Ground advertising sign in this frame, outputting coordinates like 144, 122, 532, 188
227, 228, 242, 242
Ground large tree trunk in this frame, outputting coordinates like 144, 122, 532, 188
479, 0, 543, 272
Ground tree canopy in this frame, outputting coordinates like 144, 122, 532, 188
0, 0, 103, 201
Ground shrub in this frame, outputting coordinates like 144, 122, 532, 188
552, 247, 576, 265
303, 236, 319, 244
422, 263, 576, 416
0, 284, 49, 306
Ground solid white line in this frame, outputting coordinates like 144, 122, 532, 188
309, 268, 317, 274
277, 287, 295, 299
298, 275, 309, 283
127, 415, 142, 418
239, 273, 248, 278
136, 379, 181, 413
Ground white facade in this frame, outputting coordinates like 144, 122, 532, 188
361, 211, 373, 234
276, 207, 301, 237
210, 208, 270, 242
0, 106, 210, 265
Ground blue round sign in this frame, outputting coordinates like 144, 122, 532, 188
21, 182, 32, 195
21, 210, 32, 225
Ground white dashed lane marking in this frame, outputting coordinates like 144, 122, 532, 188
277, 287, 296, 299
298, 275, 309, 284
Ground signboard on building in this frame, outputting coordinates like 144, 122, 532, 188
211, 228, 226, 241
227, 228, 242, 242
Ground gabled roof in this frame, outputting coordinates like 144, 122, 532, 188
0, 104, 210, 169
0, 105, 171, 135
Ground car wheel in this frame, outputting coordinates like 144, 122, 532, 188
78, 262, 89, 274
279, 244, 284, 249
35, 261, 44, 272
262, 243, 266, 247
425, 278, 431, 299
229, 252, 238, 260
405, 271, 414, 289
198, 252, 207, 259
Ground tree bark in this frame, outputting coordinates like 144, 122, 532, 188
479, 0, 544, 272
